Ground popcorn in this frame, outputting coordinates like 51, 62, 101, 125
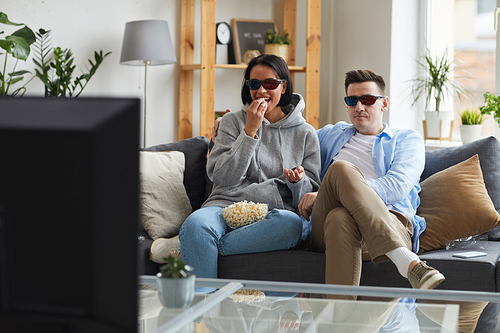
229, 289, 265, 303
221, 200, 268, 228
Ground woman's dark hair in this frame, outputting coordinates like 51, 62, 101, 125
241, 54, 293, 106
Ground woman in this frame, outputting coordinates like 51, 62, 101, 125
154, 54, 320, 280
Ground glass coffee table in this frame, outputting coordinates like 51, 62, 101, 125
138, 275, 500, 333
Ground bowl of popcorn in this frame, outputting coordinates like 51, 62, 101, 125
221, 200, 268, 229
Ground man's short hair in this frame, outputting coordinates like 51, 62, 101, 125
344, 69, 386, 95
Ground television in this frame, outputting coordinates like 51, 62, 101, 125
0, 97, 141, 332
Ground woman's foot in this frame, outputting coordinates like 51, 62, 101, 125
149, 235, 181, 263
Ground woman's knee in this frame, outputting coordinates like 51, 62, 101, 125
179, 207, 223, 241
267, 209, 302, 234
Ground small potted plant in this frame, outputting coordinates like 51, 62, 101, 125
479, 91, 500, 128
410, 49, 470, 141
459, 107, 485, 144
156, 255, 195, 308
263, 29, 292, 63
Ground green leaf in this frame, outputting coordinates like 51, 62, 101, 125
12, 26, 36, 45
0, 12, 24, 26
5, 35, 30, 60
9, 70, 31, 76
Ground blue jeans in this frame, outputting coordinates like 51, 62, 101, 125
179, 206, 302, 279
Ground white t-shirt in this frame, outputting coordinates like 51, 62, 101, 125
334, 132, 377, 179
335, 132, 394, 210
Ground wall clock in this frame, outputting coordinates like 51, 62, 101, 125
216, 22, 232, 45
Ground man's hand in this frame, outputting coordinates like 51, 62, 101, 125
298, 192, 318, 220
284, 166, 304, 183
211, 109, 230, 139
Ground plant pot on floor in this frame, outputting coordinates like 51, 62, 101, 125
423, 110, 454, 141
156, 272, 195, 308
459, 124, 482, 144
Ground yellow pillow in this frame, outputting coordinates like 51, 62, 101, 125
417, 154, 500, 253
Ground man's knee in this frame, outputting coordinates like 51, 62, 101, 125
324, 160, 364, 184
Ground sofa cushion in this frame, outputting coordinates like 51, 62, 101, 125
143, 136, 210, 211
422, 136, 500, 240
417, 155, 500, 252
140, 151, 192, 240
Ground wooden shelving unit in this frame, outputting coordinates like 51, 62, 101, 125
178, 0, 321, 140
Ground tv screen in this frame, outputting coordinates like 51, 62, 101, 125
0, 97, 141, 333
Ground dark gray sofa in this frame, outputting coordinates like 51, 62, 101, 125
138, 135, 500, 332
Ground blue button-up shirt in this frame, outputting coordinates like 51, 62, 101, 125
312, 122, 426, 253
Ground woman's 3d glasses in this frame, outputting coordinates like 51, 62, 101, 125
344, 95, 384, 106
246, 79, 286, 90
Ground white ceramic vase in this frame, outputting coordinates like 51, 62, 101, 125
156, 273, 195, 308
424, 110, 454, 140
459, 124, 482, 144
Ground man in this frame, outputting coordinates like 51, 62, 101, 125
298, 69, 444, 296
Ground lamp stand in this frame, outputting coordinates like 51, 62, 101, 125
143, 60, 151, 148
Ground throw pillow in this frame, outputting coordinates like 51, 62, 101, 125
140, 151, 192, 240
143, 136, 210, 211
422, 136, 500, 240
417, 154, 500, 253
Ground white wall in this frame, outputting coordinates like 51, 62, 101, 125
3, 0, 425, 144
3, 0, 179, 146
329, 0, 423, 131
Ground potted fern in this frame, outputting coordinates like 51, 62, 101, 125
410, 49, 470, 141
263, 29, 292, 63
459, 107, 485, 144
156, 255, 195, 308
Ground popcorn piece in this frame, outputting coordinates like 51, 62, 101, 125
221, 200, 268, 228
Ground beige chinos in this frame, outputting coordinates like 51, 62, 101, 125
310, 160, 414, 293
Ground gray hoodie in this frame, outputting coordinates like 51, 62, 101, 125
203, 93, 321, 211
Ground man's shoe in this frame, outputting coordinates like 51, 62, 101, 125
407, 261, 445, 289
149, 235, 181, 263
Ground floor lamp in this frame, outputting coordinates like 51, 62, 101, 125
120, 20, 176, 147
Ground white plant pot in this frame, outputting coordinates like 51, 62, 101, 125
459, 124, 482, 144
424, 111, 454, 140
156, 273, 195, 308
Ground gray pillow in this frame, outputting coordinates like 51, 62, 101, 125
422, 136, 500, 240
143, 136, 210, 211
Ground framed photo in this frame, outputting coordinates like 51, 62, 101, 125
231, 19, 278, 64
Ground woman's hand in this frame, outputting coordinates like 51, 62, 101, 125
284, 166, 304, 183
244, 98, 267, 138
298, 191, 318, 220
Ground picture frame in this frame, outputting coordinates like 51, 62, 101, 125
231, 19, 278, 64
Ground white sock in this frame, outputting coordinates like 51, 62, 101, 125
385, 247, 420, 278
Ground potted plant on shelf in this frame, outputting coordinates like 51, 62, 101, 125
459, 107, 485, 144
410, 49, 470, 141
263, 29, 292, 64
156, 254, 195, 308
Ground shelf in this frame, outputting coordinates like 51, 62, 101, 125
178, 0, 321, 140
180, 64, 307, 72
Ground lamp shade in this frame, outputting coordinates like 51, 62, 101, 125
120, 20, 176, 66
